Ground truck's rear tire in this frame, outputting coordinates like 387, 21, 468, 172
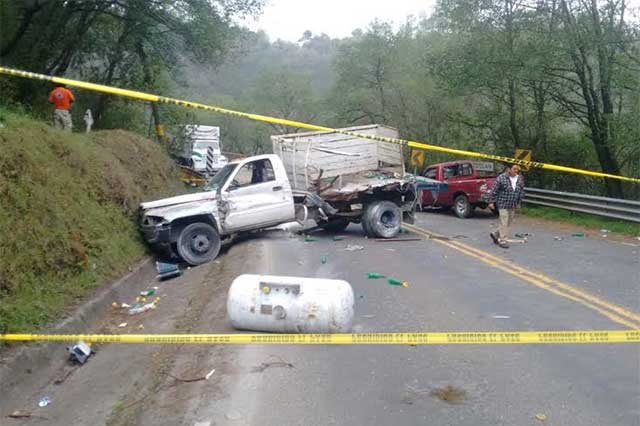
453, 194, 474, 219
317, 218, 350, 233
176, 222, 221, 266
362, 201, 402, 238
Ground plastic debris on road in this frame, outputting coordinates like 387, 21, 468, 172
492, 315, 510, 319
571, 233, 585, 238
118, 322, 127, 328
345, 244, 364, 251
304, 235, 318, 242
156, 261, 182, 280
535, 413, 547, 421
68, 341, 92, 364
367, 272, 386, 279
387, 278, 409, 288
554, 236, 564, 241
38, 396, 51, 407
333, 236, 345, 241
205, 369, 216, 380
320, 255, 328, 264
515, 233, 532, 238
128, 302, 156, 315
140, 287, 158, 296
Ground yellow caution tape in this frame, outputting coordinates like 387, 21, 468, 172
1, 330, 638, 345
1, 66, 638, 183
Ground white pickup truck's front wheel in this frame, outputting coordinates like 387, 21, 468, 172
176, 222, 221, 266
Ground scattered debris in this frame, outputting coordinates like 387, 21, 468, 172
332, 235, 345, 241
553, 236, 564, 241
138, 324, 144, 330
363, 314, 376, 318
505, 238, 527, 244
304, 235, 318, 242
571, 233, 585, 238
515, 233, 532, 238
385, 248, 396, 252
156, 261, 182, 280
140, 287, 158, 296
38, 396, 51, 407
128, 302, 156, 315
251, 357, 295, 373
367, 272, 386, 279
205, 368, 216, 380
600, 229, 609, 233
344, 244, 364, 251
7, 411, 48, 420
452, 235, 468, 239
118, 322, 128, 328
320, 255, 328, 264
388, 278, 409, 288
168, 372, 208, 383
8, 410, 32, 418
535, 413, 547, 421
68, 341, 92, 364
492, 315, 510, 319
374, 237, 422, 242
429, 385, 467, 405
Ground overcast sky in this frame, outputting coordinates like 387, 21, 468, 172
243, 0, 437, 42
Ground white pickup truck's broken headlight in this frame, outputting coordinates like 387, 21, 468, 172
142, 215, 167, 227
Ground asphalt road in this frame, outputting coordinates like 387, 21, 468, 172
1, 210, 639, 425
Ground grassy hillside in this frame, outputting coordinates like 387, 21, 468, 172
0, 107, 183, 333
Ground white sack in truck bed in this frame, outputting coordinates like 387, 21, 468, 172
271, 124, 404, 192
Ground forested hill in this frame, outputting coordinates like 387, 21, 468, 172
1, 1, 638, 198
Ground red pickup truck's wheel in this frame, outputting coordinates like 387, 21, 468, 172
454, 194, 474, 218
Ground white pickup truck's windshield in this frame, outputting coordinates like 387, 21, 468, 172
204, 163, 236, 192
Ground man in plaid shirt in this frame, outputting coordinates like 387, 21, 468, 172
489, 164, 524, 248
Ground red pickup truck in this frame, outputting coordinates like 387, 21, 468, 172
420, 160, 498, 218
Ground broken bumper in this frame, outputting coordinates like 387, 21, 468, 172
141, 222, 172, 244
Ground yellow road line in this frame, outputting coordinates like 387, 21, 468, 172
403, 223, 640, 329
1, 330, 638, 345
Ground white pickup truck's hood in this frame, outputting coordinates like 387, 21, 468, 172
140, 191, 217, 210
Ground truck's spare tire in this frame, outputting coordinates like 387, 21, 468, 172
362, 201, 402, 238
176, 222, 221, 265
317, 218, 350, 233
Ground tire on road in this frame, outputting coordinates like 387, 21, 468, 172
362, 201, 402, 238
176, 222, 221, 266
453, 194, 474, 219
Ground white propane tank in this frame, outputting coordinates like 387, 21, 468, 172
227, 274, 354, 333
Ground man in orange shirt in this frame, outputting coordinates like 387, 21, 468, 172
48, 83, 75, 131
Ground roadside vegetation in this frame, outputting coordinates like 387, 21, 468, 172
521, 206, 640, 237
0, 106, 182, 333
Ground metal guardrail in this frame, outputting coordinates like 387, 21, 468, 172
523, 188, 640, 223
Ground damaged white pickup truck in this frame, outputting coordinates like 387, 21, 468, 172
140, 125, 446, 265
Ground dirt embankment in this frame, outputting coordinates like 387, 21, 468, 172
0, 110, 183, 333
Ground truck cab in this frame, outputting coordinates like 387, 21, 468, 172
140, 154, 295, 265
421, 160, 497, 218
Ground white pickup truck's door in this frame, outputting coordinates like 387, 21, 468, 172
221, 158, 294, 232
